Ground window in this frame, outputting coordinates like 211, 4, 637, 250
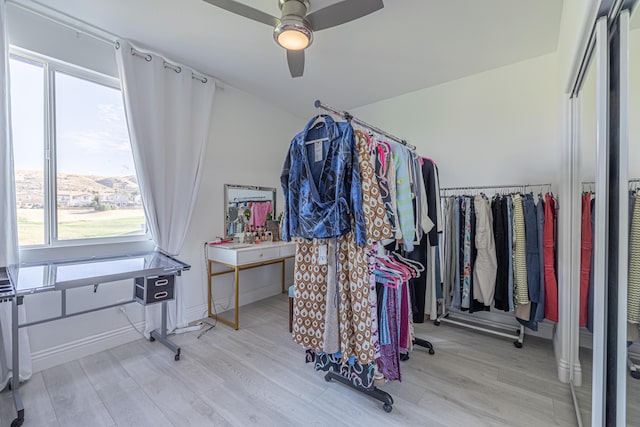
9, 51, 146, 246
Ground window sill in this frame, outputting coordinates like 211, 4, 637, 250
19, 235, 155, 264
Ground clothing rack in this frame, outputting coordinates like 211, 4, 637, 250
435, 183, 554, 348
314, 100, 417, 151
309, 99, 433, 412
441, 183, 552, 195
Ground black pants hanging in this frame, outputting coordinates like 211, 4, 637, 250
408, 234, 428, 323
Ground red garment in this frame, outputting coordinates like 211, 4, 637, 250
579, 193, 592, 327
543, 194, 559, 322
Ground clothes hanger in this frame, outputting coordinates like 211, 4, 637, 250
305, 115, 329, 145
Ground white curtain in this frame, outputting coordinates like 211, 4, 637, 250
115, 40, 215, 336
1, 0, 32, 389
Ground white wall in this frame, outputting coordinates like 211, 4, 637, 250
179, 84, 301, 321
352, 52, 563, 189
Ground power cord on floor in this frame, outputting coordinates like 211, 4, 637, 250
119, 305, 145, 338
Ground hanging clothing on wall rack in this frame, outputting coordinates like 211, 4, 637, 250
281, 100, 437, 412
436, 183, 557, 348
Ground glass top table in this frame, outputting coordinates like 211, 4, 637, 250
8, 251, 190, 294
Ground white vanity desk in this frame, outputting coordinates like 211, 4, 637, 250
207, 241, 296, 329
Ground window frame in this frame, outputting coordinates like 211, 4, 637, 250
9, 46, 150, 248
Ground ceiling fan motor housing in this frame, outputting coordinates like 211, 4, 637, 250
274, 0, 313, 49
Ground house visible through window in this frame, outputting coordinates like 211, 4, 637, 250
9, 52, 146, 246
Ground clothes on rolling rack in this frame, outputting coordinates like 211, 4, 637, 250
282, 114, 437, 387
440, 190, 559, 331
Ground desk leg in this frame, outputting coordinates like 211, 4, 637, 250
207, 261, 213, 318
234, 267, 239, 330
149, 300, 181, 361
281, 260, 286, 294
11, 296, 25, 427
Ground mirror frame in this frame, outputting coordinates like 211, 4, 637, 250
223, 184, 277, 238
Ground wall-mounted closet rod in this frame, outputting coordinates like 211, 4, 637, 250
582, 178, 640, 186
232, 197, 268, 202
314, 100, 417, 151
441, 183, 552, 192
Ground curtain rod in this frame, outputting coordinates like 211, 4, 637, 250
314, 100, 417, 151
441, 183, 553, 192
123, 44, 209, 84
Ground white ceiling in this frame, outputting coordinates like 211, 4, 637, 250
29, 0, 563, 118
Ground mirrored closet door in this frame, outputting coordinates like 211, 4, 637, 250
572, 3, 636, 425
626, 4, 640, 424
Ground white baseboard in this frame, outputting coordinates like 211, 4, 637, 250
31, 321, 145, 373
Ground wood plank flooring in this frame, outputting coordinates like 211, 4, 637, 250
1, 295, 582, 427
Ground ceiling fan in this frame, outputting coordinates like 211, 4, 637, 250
202, 0, 384, 78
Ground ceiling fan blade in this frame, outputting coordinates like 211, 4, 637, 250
287, 50, 305, 78
307, 0, 384, 31
202, 0, 279, 27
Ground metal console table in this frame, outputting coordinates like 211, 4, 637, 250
2, 251, 190, 427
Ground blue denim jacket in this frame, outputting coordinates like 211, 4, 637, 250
281, 115, 366, 245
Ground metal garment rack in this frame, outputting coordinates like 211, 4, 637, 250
436, 183, 552, 348
314, 100, 417, 151
310, 100, 433, 412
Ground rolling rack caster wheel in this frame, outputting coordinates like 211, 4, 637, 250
324, 374, 332, 382
174, 354, 180, 361
514, 341, 523, 349
631, 370, 640, 379
11, 417, 24, 427
434, 320, 441, 326
149, 336, 155, 342
429, 348, 435, 355
383, 403, 393, 413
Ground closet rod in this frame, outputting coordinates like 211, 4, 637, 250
232, 197, 268, 202
440, 183, 552, 192
582, 178, 640, 185
314, 100, 417, 151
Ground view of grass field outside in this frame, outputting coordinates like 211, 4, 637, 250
10, 56, 146, 246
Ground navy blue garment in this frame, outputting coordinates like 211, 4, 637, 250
281, 115, 366, 245
517, 193, 541, 331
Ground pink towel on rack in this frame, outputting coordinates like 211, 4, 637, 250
250, 201, 272, 227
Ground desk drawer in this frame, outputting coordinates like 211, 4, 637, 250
134, 275, 175, 305
237, 247, 280, 264
279, 244, 296, 258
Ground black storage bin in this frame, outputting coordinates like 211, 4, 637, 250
134, 275, 175, 305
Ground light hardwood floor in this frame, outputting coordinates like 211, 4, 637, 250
2, 295, 583, 427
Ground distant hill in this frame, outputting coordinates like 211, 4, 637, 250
15, 170, 138, 194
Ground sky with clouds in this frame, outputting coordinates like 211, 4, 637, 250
9, 57, 136, 177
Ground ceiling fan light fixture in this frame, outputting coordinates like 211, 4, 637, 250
274, 18, 312, 50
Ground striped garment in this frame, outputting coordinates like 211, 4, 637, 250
628, 196, 640, 323
512, 194, 530, 306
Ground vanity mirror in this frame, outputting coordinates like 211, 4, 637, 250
224, 184, 277, 239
